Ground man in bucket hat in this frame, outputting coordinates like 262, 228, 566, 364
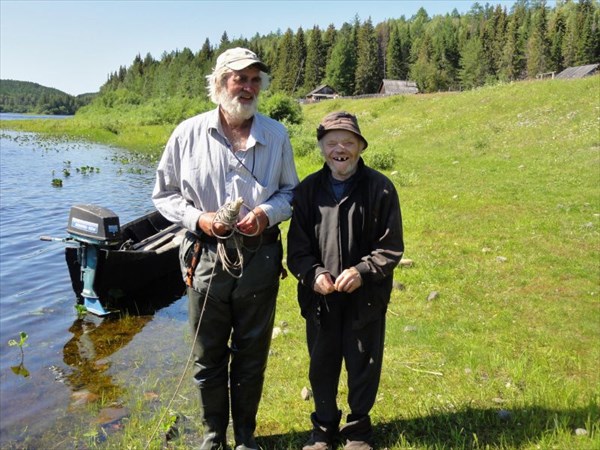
287, 111, 404, 450
153, 47, 298, 449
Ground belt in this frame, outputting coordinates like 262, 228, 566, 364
199, 228, 279, 247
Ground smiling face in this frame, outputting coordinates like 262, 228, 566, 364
319, 129, 365, 181
216, 65, 262, 121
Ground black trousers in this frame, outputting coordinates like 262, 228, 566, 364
187, 240, 282, 445
306, 298, 386, 424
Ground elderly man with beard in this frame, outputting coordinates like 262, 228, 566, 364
152, 47, 299, 450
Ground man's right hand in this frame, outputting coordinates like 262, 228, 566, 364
198, 212, 232, 237
313, 272, 336, 296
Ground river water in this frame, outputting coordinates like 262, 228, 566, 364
0, 115, 188, 447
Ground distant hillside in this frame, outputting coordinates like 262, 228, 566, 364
0, 80, 96, 115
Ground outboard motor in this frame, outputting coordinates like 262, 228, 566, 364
66, 204, 121, 315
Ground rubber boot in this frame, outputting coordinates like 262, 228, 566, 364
230, 380, 260, 450
302, 410, 342, 450
197, 384, 230, 450
339, 415, 374, 450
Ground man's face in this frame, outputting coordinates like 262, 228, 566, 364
217, 66, 262, 121
319, 129, 364, 181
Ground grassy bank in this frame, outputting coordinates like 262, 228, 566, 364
3, 77, 599, 449
0, 114, 174, 155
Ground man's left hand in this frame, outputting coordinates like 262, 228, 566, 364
334, 267, 363, 293
237, 207, 269, 236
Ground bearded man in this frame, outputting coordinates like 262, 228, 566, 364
152, 47, 299, 450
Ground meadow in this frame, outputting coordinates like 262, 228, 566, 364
2, 76, 598, 449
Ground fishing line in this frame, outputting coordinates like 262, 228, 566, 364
144, 260, 216, 450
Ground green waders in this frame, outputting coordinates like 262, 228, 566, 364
186, 238, 281, 449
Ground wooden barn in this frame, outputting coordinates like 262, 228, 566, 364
378, 79, 419, 95
555, 63, 599, 79
305, 85, 339, 102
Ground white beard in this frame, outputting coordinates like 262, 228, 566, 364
217, 90, 258, 122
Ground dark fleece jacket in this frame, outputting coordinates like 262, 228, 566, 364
287, 158, 404, 329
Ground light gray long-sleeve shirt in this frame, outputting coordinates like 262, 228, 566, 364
152, 108, 299, 232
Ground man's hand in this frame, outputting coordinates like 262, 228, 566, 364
198, 212, 232, 237
237, 207, 268, 236
334, 267, 363, 293
314, 272, 336, 296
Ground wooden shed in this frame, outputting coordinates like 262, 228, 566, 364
305, 85, 339, 102
555, 63, 599, 79
378, 79, 419, 95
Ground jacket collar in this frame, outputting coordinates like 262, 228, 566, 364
319, 157, 366, 200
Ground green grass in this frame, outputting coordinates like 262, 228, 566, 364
2, 77, 599, 449
1, 113, 175, 154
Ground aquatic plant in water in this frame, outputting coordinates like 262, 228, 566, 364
8, 331, 30, 377
75, 304, 87, 318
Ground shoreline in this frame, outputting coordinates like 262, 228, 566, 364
1, 116, 173, 155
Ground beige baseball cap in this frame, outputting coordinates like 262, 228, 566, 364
215, 47, 269, 73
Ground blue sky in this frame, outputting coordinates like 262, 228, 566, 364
2, 0, 528, 96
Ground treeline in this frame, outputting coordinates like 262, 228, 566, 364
98, 0, 598, 106
0, 80, 96, 115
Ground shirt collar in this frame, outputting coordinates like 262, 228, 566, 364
207, 107, 265, 149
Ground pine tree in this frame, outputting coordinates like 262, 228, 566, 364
272, 29, 296, 93
219, 31, 230, 51
354, 18, 381, 94
325, 23, 357, 95
411, 7, 430, 41
435, 15, 461, 89
292, 27, 307, 93
322, 24, 338, 61
575, 0, 599, 65
141, 53, 157, 99
398, 19, 413, 79
386, 25, 404, 79
460, 37, 487, 89
304, 26, 326, 92
560, 1, 579, 67
526, 1, 551, 77
498, 3, 528, 81
486, 4, 509, 76
410, 33, 438, 92
197, 38, 213, 67
548, 6, 566, 71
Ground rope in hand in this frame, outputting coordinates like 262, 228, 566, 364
211, 197, 260, 279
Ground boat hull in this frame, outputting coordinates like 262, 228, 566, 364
66, 210, 186, 314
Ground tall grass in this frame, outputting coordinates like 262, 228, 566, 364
1, 77, 598, 449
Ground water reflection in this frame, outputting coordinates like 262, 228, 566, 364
61, 316, 152, 408
62, 315, 149, 405
62, 274, 185, 407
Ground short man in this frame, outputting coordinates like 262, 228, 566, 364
287, 111, 404, 450
152, 47, 299, 450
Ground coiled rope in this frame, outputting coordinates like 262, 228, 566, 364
211, 197, 259, 279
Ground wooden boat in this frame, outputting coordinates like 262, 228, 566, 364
49, 204, 186, 315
